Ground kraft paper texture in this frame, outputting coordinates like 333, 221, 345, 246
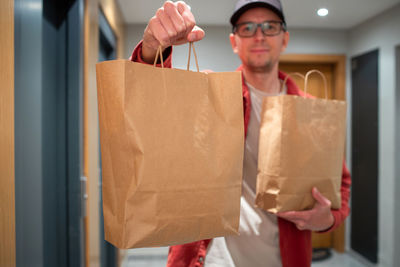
256, 95, 347, 213
96, 60, 244, 248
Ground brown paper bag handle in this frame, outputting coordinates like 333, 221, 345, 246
281, 72, 305, 93
281, 70, 328, 99
153, 46, 165, 68
187, 42, 200, 72
304, 70, 328, 100
153, 43, 200, 72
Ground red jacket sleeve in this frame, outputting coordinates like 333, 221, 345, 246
129, 40, 173, 68
321, 161, 351, 233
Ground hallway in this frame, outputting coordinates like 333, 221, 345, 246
121, 247, 371, 267
2, 0, 400, 267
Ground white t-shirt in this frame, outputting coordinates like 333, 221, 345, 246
204, 82, 286, 267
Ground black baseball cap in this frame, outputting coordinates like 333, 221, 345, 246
230, 0, 286, 26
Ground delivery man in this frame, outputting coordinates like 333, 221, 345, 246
130, 0, 351, 266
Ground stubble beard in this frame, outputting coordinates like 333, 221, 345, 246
246, 56, 275, 73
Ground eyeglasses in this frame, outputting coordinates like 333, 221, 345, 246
233, 21, 287, 37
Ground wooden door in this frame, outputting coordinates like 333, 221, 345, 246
279, 55, 346, 252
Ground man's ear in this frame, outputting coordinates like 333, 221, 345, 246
229, 33, 238, 54
281, 31, 290, 53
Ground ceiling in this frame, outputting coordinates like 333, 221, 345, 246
117, 0, 400, 29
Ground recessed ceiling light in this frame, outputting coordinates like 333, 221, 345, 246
317, 8, 329, 17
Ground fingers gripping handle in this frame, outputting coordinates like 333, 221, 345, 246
153, 42, 200, 72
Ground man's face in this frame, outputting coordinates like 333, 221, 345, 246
230, 7, 289, 73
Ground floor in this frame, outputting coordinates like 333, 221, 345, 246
121, 247, 373, 267
312, 250, 373, 267
121, 247, 168, 267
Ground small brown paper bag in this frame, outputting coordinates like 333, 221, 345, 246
255, 70, 347, 213
96, 44, 244, 249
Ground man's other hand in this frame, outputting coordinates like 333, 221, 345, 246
142, 1, 205, 63
276, 187, 335, 232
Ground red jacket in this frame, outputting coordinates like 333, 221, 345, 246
130, 41, 351, 267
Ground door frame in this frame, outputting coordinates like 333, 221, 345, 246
280, 54, 346, 101
279, 54, 347, 253
98, 8, 117, 267
0, 0, 15, 266
395, 44, 400, 267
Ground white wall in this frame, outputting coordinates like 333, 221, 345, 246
286, 28, 348, 54
348, 4, 400, 267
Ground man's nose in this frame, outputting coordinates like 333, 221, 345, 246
254, 26, 265, 40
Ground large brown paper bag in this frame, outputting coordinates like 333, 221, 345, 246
96, 44, 244, 249
255, 70, 347, 213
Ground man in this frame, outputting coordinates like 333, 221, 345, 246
130, 0, 351, 266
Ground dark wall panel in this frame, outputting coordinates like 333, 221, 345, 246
351, 50, 379, 263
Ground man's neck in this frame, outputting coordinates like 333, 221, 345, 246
242, 65, 281, 94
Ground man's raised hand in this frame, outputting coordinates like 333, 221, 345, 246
142, 1, 205, 63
